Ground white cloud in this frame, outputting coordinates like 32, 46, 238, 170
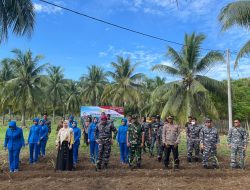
99, 52, 108, 57
143, 8, 164, 16
134, 0, 143, 7
99, 45, 164, 70
34, 2, 63, 14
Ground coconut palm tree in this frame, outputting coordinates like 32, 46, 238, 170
80, 65, 107, 106
0, 58, 15, 124
152, 32, 226, 123
46, 66, 66, 123
65, 80, 81, 115
4, 49, 46, 126
102, 56, 145, 107
0, 0, 35, 43
219, 1, 250, 67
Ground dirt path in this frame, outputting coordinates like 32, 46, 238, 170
0, 153, 249, 190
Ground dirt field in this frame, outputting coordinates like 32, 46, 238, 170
0, 151, 249, 190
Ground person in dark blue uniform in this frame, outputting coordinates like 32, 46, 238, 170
39, 119, 49, 157
28, 118, 41, 164
4, 121, 25, 172
72, 121, 81, 168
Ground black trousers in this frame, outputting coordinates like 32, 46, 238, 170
164, 145, 179, 166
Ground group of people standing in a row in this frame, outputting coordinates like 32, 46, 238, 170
3, 112, 248, 173
4, 114, 51, 172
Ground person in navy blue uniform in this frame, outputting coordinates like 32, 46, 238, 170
88, 117, 99, 163
117, 118, 129, 164
28, 118, 41, 164
4, 121, 25, 172
39, 119, 49, 157
72, 121, 81, 168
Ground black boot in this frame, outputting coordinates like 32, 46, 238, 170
212, 165, 219, 169
103, 163, 108, 169
187, 157, 192, 162
203, 165, 208, 169
158, 156, 162, 162
96, 163, 101, 171
174, 159, 180, 169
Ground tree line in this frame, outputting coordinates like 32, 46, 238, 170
1, 1, 250, 126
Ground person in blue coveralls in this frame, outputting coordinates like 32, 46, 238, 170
88, 117, 99, 163
4, 121, 25, 172
39, 119, 49, 157
72, 121, 81, 168
27, 118, 41, 164
117, 118, 129, 164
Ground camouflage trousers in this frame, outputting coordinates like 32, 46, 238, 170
150, 134, 157, 155
202, 146, 217, 166
97, 141, 111, 166
129, 144, 142, 167
230, 145, 245, 168
187, 140, 200, 159
157, 142, 164, 159
144, 136, 151, 152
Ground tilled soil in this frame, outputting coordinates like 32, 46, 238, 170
0, 152, 249, 190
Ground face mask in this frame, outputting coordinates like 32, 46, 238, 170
191, 121, 195, 125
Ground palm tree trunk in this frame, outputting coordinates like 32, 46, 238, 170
9, 108, 11, 120
2, 112, 5, 125
63, 104, 65, 120
53, 108, 55, 123
21, 108, 26, 127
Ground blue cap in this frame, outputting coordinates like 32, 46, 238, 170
33, 118, 39, 123
122, 118, 127, 125
9, 121, 17, 128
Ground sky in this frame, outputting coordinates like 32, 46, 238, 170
0, 0, 250, 81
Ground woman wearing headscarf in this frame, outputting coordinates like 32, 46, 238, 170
56, 120, 74, 171
28, 118, 41, 164
117, 118, 128, 164
83, 116, 91, 146
39, 119, 49, 157
88, 117, 99, 163
4, 121, 25, 172
72, 121, 81, 168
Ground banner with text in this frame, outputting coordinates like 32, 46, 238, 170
80, 106, 124, 118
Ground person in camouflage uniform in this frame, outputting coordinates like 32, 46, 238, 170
228, 119, 248, 169
162, 116, 181, 169
95, 115, 117, 170
127, 115, 145, 169
141, 116, 151, 153
43, 113, 51, 136
200, 118, 220, 169
186, 117, 202, 162
150, 115, 162, 156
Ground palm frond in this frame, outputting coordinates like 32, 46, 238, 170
219, 1, 250, 31
152, 64, 180, 76
196, 51, 225, 73
235, 40, 250, 68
